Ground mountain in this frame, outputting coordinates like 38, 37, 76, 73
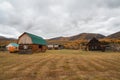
69, 33, 105, 40
48, 36, 69, 41
0, 36, 7, 40
0, 36, 17, 45
48, 33, 105, 41
107, 31, 120, 39
0, 36, 16, 40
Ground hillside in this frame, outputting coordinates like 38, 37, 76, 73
0, 36, 16, 40
47, 32, 120, 48
0, 36, 17, 45
48, 33, 105, 43
69, 33, 105, 40
48, 36, 69, 41
107, 31, 120, 39
0, 36, 7, 40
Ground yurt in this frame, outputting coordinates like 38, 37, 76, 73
6, 43, 19, 53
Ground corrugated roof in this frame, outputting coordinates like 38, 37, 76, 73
26, 32, 46, 45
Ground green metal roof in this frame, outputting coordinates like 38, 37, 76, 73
26, 32, 46, 45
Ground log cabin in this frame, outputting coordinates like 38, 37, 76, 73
18, 32, 47, 53
86, 37, 105, 51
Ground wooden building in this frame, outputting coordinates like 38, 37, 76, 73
86, 37, 105, 51
47, 44, 54, 50
18, 32, 47, 53
47, 44, 64, 50
106, 43, 120, 52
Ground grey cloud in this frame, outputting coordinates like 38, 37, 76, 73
0, 0, 120, 38
103, 0, 120, 8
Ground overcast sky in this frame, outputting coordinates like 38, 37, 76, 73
0, 0, 120, 39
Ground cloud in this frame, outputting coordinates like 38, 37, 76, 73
0, 0, 120, 39
101, 0, 120, 8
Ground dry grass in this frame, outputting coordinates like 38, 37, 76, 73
0, 50, 120, 80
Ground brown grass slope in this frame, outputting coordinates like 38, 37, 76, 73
47, 33, 105, 45
48, 33, 105, 41
69, 33, 105, 40
0, 36, 17, 45
0, 50, 120, 80
106, 31, 120, 39
47, 37, 69, 41
0, 36, 7, 40
0, 36, 16, 40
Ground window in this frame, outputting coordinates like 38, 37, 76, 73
23, 45, 28, 49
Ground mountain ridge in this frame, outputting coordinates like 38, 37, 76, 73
48, 33, 106, 41
0, 36, 16, 40
0, 31, 120, 41
106, 31, 120, 39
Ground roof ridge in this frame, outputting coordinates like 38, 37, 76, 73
25, 32, 43, 39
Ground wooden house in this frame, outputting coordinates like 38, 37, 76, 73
86, 37, 105, 51
18, 32, 47, 53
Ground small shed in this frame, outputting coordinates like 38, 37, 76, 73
86, 37, 104, 51
47, 44, 64, 50
6, 43, 19, 53
47, 44, 54, 50
18, 32, 47, 53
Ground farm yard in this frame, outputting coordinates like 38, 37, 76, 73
0, 50, 120, 80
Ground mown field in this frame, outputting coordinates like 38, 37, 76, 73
0, 50, 120, 80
